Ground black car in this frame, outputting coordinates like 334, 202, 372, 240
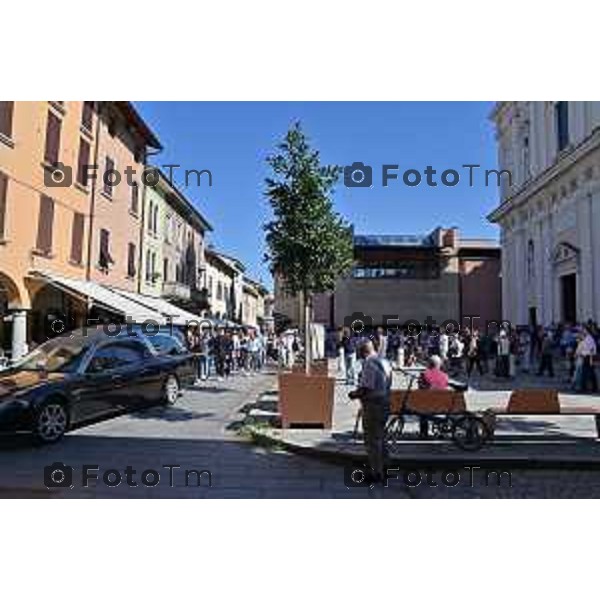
0, 327, 196, 444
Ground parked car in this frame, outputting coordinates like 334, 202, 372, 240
0, 327, 196, 444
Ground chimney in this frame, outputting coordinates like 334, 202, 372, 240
443, 227, 459, 249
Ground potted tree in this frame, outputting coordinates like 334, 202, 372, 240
264, 123, 353, 428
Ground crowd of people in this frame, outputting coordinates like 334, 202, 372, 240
328, 320, 600, 394
185, 326, 270, 382
184, 325, 304, 382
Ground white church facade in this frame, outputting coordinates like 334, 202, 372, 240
489, 101, 600, 328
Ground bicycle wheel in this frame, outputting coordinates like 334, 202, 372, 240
384, 415, 405, 451
451, 414, 489, 451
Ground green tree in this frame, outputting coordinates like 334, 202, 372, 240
264, 122, 353, 373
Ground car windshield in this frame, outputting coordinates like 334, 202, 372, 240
16, 337, 89, 373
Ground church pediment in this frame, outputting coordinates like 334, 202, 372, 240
552, 242, 580, 264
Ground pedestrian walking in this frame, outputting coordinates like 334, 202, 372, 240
576, 326, 598, 393
497, 330, 510, 378
341, 327, 357, 386
537, 331, 554, 377
466, 330, 484, 377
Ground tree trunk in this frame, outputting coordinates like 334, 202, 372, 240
304, 293, 311, 375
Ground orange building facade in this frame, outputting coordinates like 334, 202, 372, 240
0, 101, 161, 359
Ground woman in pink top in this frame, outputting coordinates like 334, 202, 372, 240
418, 355, 449, 389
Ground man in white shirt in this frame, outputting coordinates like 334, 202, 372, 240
439, 332, 449, 363
349, 339, 392, 484
577, 327, 598, 393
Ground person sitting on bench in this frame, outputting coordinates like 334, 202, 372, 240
417, 355, 449, 438
419, 355, 449, 390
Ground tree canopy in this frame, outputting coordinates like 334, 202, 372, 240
264, 122, 353, 298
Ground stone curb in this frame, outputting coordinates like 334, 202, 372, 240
245, 424, 600, 470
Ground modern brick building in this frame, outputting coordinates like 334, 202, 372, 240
275, 227, 501, 332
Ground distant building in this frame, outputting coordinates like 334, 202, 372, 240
203, 248, 269, 327
488, 101, 600, 326
203, 248, 245, 322
242, 276, 269, 328
275, 227, 501, 332
156, 170, 212, 314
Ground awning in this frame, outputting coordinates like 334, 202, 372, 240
109, 288, 213, 327
30, 271, 167, 325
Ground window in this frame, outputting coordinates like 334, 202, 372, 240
153, 205, 159, 234
44, 111, 61, 165
0, 170, 7, 240
36, 195, 55, 255
555, 101, 569, 152
527, 240, 535, 281
76, 138, 91, 186
163, 258, 169, 281
70, 212, 85, 264
217, 281, 223, 300
127, 242, 136, 278
148, 334, 185, 356
130, 181, 139, 215
352, 259, 438, 279
165, 214, 172, 242
0, 101, 14, 139
522, 135, 530, 181
147, 201, 154, 232
146, 249, 152, 281
104, 156, 115, 196
87, 341, 147, 373
99, 228, 112, 269
81, 101, 94, 132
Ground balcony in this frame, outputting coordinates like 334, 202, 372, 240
162, 281, 191, 300
190, 287, 211, 312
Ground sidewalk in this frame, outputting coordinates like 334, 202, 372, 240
245, 368, 600, 467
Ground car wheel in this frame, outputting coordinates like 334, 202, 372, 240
34, 400, 69, 444
163, 375, 180, 405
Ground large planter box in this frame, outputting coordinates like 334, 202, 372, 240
279, 372, 335, 429
290, 359, 334, 376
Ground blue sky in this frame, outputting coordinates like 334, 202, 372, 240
135, 101, 500, 287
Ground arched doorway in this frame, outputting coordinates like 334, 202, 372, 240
0, 272, 23, 358
29, 282, 87, 345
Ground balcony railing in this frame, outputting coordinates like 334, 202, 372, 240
162, 281, 191, 300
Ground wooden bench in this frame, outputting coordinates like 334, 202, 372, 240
353, 389, 467, 439
487, 389, 600, 438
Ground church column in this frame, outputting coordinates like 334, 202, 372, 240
540, 211, 553, 325
513, 225, 527, 326
500, 226, 512, 323
577, 190, 593, 321
589, 182, 600, 321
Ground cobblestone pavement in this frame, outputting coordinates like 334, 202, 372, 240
1, 370, 600, 498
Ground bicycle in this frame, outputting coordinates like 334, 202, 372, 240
383, 370, 490, 452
